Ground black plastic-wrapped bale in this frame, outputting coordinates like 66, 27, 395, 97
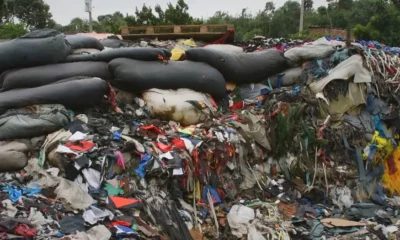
108, 58, 227, 100
100, 38, 134, 48
64, 48, 171, 63
0, 104, 70, 141
185, 48, 290, 84
0, 77, 108, 115
65, 35, 104, 50
0, 62, 112, 91
0, 29, 71, 73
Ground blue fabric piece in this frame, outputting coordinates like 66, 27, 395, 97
365, 165, 384, 184
367, 145, 377, 160
113, 131, 122, 140
292, 86, 301, 95
3, 186, 26, 202
261, 88, 271, 95
373, 115, 386, 137
355, 148, 366, 181
115, 225, 135, 233
200, 208, 208, 219
26, 183, 41, 196
55, 232, 64, 237
276, 75, 283, 88
202, 185, 221, 204
135, 154, 152, 178
310, 219, 325, 240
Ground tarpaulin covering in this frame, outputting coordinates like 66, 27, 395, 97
108, 58, 227, 99
269, 67, 302, 88
0, 77, 108, 115
0, 62, 111, 91
284, 37, 336, 64
185, 48, 289, 84
63, 48, 171, 63
65, 35, 104, 50
0, 29, 71, 73
0, 104, 69, 140
100, 38, 135, 49
203, 44, 243, 54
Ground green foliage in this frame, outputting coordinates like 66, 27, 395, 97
4, 0, 400, 45
0, 23, 27, 39
5, 0, 54, 29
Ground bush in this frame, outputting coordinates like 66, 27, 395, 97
0, 23, 28, 39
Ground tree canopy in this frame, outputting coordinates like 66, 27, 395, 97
1, 0, 400, 45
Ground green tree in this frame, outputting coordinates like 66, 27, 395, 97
135, 4, 157, 25
0, 22, 27, 38
164, 0, 193, 24
63, 17, 90, 32
97, 11, 127, 34
7, 0, 55, 29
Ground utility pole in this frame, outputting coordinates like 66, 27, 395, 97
85, 0, 93, 32
299, 0, 305, 32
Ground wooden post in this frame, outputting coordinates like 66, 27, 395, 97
200, 26, 208, 33
121, 26, 129, 35
174, 26, 182, 33
146, 27, 154, 34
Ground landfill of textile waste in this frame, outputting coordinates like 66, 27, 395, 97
1, 28, 400, 240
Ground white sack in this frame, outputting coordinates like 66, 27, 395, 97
142, 88, 214, 126
284, 37, 336, 63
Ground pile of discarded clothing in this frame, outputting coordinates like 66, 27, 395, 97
0, 28, 400, 240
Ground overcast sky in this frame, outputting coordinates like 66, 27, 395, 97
45, 0, 328, 25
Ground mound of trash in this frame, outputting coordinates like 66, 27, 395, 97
0, 30, 399, 240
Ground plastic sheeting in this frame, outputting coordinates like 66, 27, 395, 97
0, 29, 71, 73
142, 88, 214, 126
64, 48, 171, 63
309, 55, 372, 93
100, 38, 134, 48
65, 35, 104, 50
109, 58, 227, 99
71, 48, 101, 55
185, 48, 289, 84
0, 104, 70, 140
0, 140, 31, 172
269, 67, 302, 88
284, 37, 336, 64
0, 77, 108, 115
203, 44, 243, 54
0, 62, 112, 91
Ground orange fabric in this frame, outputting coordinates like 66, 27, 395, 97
109, 196, 141, 208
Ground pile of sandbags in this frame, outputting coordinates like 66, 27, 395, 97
0, 28, 295, 172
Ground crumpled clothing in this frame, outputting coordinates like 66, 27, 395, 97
227, 205, 255, 238
27, 207, 48, 227
233, 111, 271, 150
309, 54, 372, 93
60, 215, 85, 234
318, 82, 366, 123
1, 200, 17, 218
55, 178, 94, 210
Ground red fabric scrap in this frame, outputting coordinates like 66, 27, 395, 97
155, 141, 173, 152
111, 220, 132, 227
172, 138, 186, 149
14, 224, 36, 238
65, 141, 95, 151
140, 125, 165, 135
